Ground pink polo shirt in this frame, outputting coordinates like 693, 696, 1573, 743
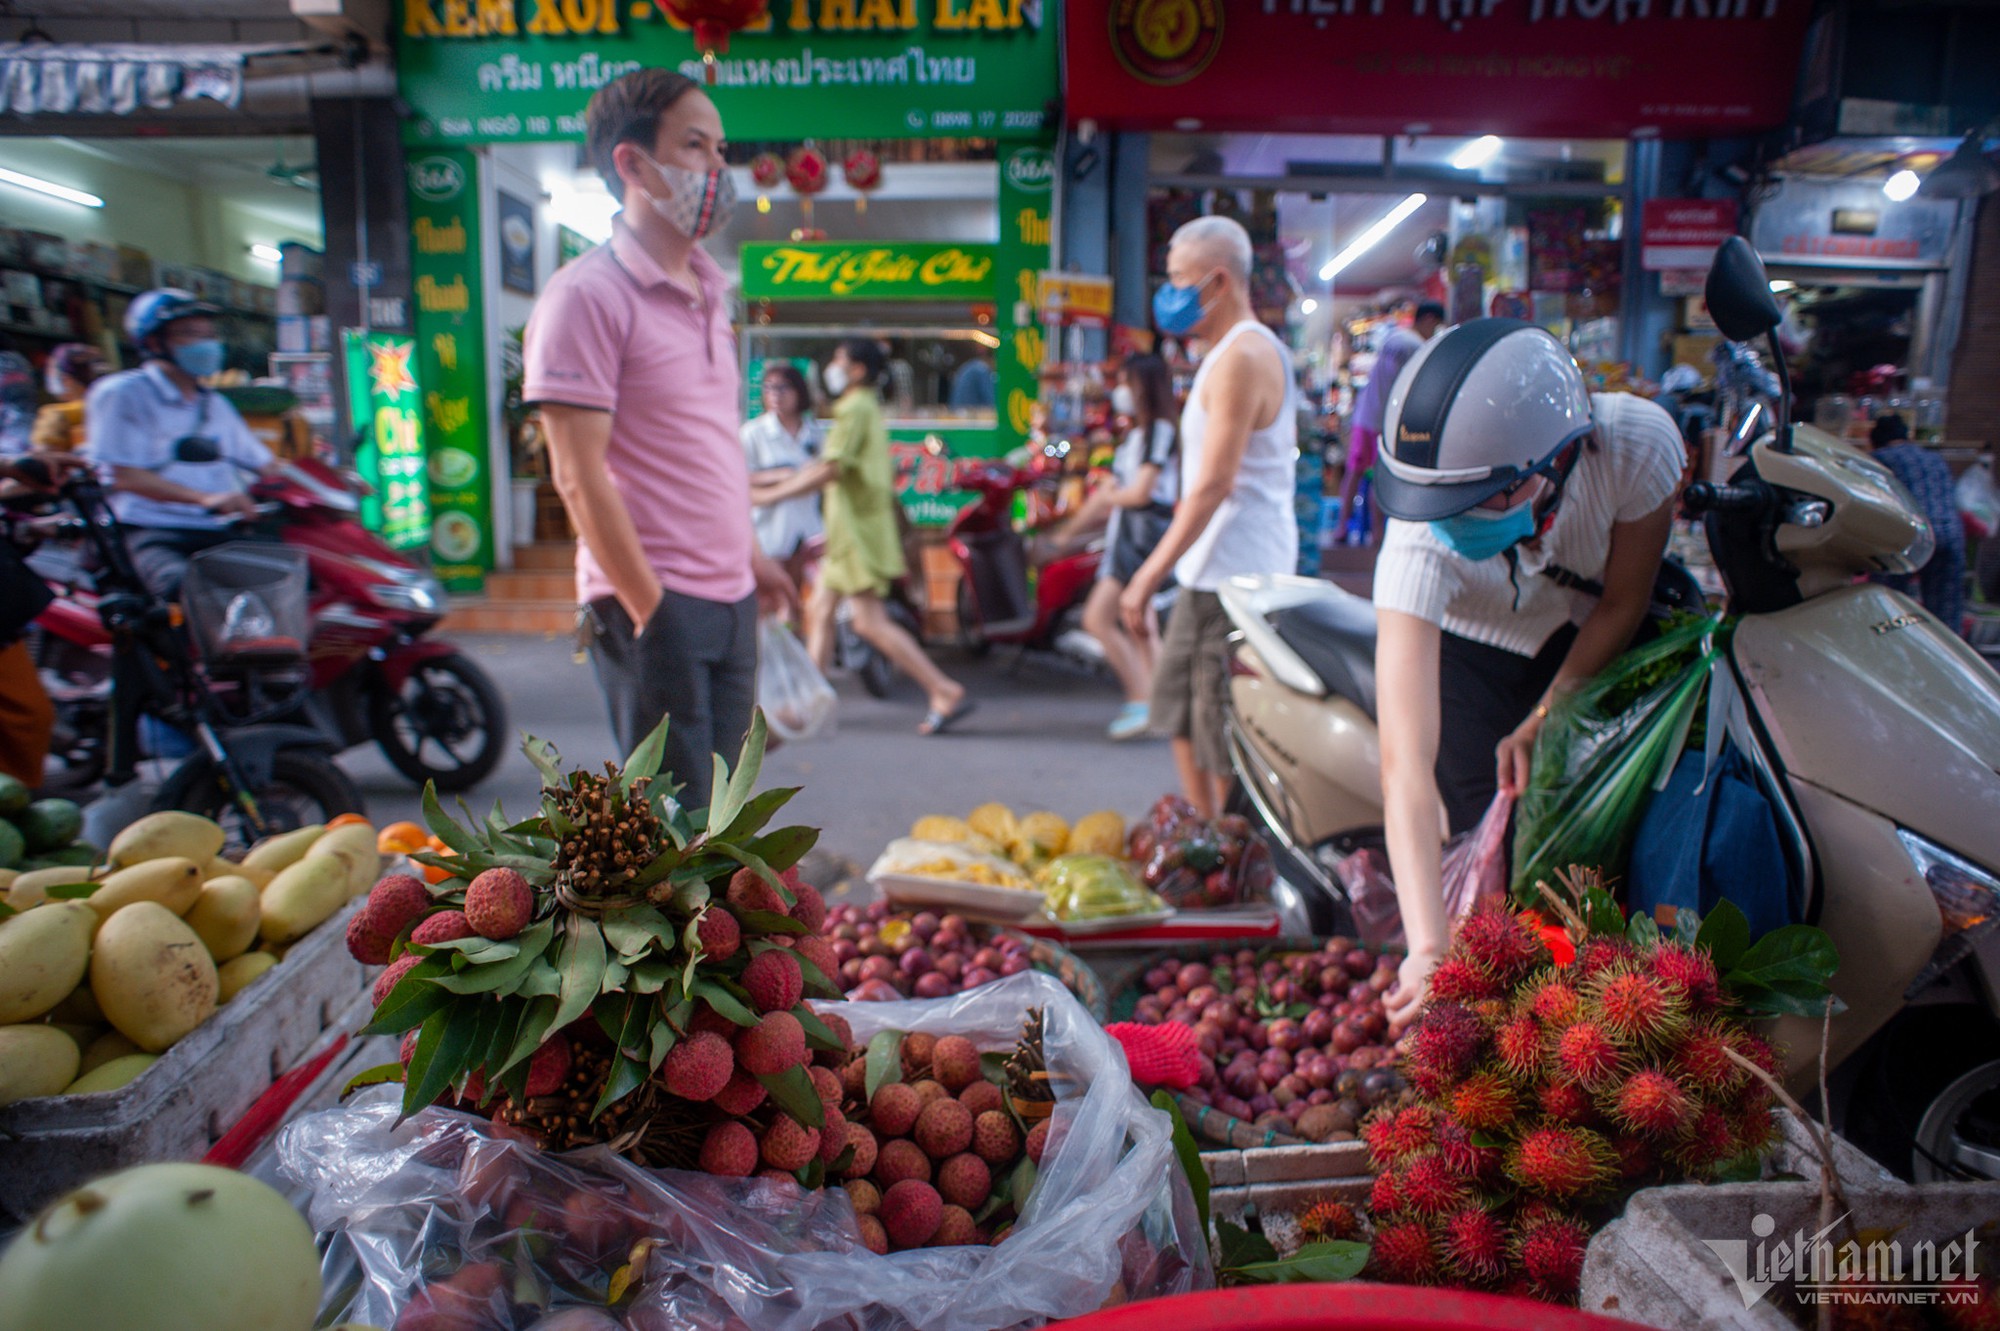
522, 220, 754, 607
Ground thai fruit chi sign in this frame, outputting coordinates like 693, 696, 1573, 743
1071, 0, 1814, 138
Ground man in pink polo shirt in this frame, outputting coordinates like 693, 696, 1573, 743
524, 68, 790, 809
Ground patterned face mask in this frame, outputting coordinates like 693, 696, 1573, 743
635, 151, 736, 240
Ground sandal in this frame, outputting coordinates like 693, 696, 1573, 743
918, 697, 976, 736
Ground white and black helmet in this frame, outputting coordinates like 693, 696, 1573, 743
1375, 318, 1594, 522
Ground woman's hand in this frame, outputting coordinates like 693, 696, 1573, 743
1384, 943, 1442, 1037
1495, 712, 1542, 799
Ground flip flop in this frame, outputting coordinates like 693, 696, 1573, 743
918, 697, 976, 736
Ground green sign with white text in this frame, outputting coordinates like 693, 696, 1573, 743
394, 0, 1055, 145
406, 147, 493, 593
342, 330, 432, 553
740, 242, 997, 303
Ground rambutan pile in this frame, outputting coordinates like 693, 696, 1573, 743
1362, 895, 1789, 1305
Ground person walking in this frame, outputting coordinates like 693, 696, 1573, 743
1867, 413, 1967, 635
31, 343, 105, 452
758, 338, 972, 735
1340, 301, 1442, 546
523, 68, 793, 810
743, 361, 823, 584
1074, 353, 1179, 740
1121, 216, 1299, 818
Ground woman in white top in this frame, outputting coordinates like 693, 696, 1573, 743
1072, 353, 1181, 739
743, 362, 823, 579
1369, 320, 1683, 1034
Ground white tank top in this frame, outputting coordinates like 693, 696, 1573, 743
1175, 320, 1300, 591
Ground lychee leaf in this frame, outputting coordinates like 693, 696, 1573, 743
405, 998, 496, 1114
739, 909, 809, 937
627, 956, 678, 994
757, 1064, 826, 1130
971, 1191, 1010, 1225
789, 950, 841, 1000
1008, 1155, 1037, 1213
460, 853, 555, 887
619, 714, 671, 794
497, 994, 560, 1075
648, 1018, 678, 1072
1579, 888, 1625, 937
797, 1159, 824, 1188
793, 1004, 842, 1050
43, 879, 98, 899
1151, 1089, 1209, 1238
825, 1144, 856, 1175
671, 879, 710, 913
1229, 1240, 1369, 1285
1724, 924, 1839, 1015
603, 959, 629, 990
1215, 1219, 1276, 1272
339, 1061, 406, 1098
551, 919, 609, 1032
516, 957, 563, 998
429, 934, 522, 961
708, 840, 796, 908
431, 929, 549, 995
522, 734, 564, 786
718, 786, 797, 844
746, 823, 818, 873
864, 1029, 903, 1100
706, 709, 769, 840
359, 954, 456, 1036
1695, 899, 1751, 974
602, 907, 674, 961
1625, 911, 1660, 949
420, 782, 482, 855
595, 1051, 648, 1118
690, 977, 758, 1027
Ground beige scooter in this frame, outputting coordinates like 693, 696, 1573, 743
1219, 237, 2000, 1181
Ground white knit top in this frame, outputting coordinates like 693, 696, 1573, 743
1372, 392, 1685, 657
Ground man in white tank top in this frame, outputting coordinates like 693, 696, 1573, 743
1123, 215, 1299, 818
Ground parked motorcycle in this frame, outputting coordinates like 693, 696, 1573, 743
944, 442, 1104, 666
31, 446, 506, 792
5, 464, 362, 850
1218, 236, 2000, 1181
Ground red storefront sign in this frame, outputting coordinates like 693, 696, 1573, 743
1641, 199, 1740, 270
1070, 1, 1813, 140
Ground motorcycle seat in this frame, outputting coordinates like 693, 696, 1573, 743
1270, 596, 1377, 720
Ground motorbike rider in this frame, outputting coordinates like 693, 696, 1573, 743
83, 289, 280, 600
1369, 319, 1683, 1033
0, 450, 90, 785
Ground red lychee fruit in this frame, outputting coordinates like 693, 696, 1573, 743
712, 1069, 768, 1116
1362, 1104, 1437, 1169
1607, 1067, 1694, 1137
933, 1203, 978, 1246
699, 1121, 758, 1177
663, 1030, 734, 1102
1589, 967, 1686, 1047
372, 953, 422, 1006
808, 1064, 842, 1106
464, 868, 533, 940
914, 1098, 974, 1159
870, 1082, 922, 1137
1537, 1080, 1598, 1127
930, 1035, 981, 1091
1554, 1019, 1625, 1090
743, 948, 804, 1014
1506, 1126, 1617, 1200
846, 1178, 881, 1215
971, 1110, 1019, 1166
792, 935, 840, 991
1396, 1154, 1467, 1217
1368, 1168, 1404, 1218
689, 1005, 737, 1037
875, 1137, 932, 1187
759, 1114, 821, 1172
735, 1011, 808, 1077
787, 880, 827, 932
857, 1214, 890, 1255
936, 1152, 991, 1209
363, 874, 431, 936
1435, 1118, 1503, 1186
841, 1121, 879, 1178
911, 1079, 949, 1106
1442, 1205, 1510, 1284
1516, 1212, 1591, 1299
345, 911, 396, 965
901, 1031, 939, 1079
1495, 1013, 1544, 1081
1527, 978, 1584, 1028
393, 1262, 506, 1331
1454, 905, 1550, 985
814, 1009, 853, 1069
1296, 1199, 1363, 1243
1426, 955, 1504, 1005
524, 1034, 572, 1098
1024, 1119, 1050, 1164
840, 1055, 869, 1101
410, 910, 474, 946
960, 1080, 1004, 1118
1648, 940, 1722, 1008
818, 1107, 850, 1165
880, 1179, 943, 1249
695, 908, 740, 962
1405, 1003, 1487, 1098
1369, 1219, 1442, 1285
1449, 1071, 1519, 1133
724, 867, 786, 918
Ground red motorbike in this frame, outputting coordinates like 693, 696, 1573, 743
944, 442, 1104, 662
31, 454, 506, 793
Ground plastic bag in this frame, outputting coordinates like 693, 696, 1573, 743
759, 616, 836, 741
1957, 458, 2000, 541
279, 972, 1210, 1331
1037, 853, 1165, 921
1511, 615, 1720, 902
1333, 791, 1513, 951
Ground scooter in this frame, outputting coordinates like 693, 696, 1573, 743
944, 441, 1104, 666
1218, 236, 2000, 1181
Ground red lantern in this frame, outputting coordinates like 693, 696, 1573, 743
749, 152, 784, 190
843, 148, 883, 215
654, 0, 769, 82
784, 145, 829, 196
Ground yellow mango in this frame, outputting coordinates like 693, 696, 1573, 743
210, 855, 273, 891
106, 810, 224, 869
0, 901, 96, 1024
0, 1025, 81, 1105
240, 824, 324, 876
185, 877, 261, 962
63, 1051, 157, 1095
79, 1028, 141, 1075
90, 902, 219, 1053
6, 864, 108, 912
87, 857, 203, 923
217, 952, 278, 1001
967, 802, 1017, 844
307, 824, 381, 898
258, 854, 352, 945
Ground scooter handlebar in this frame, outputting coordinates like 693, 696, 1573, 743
1683, 479, 1770, 514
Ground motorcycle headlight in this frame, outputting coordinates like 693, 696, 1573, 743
1896, 829, 2000, 997
353, 558, 444, 613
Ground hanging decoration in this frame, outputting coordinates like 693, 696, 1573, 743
843, 148, 883, 216
652, 0, 770, 83
785, 144, 829, 239
749, 151, 784, 215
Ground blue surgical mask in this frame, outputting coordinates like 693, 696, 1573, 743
1430, 500, 1537, 562
1152, 272, 1213, 335
170, 339, 226, 380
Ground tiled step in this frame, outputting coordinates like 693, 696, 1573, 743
440, 597, 576, 637
483, 569, 574, 600
512, 542, 574, 571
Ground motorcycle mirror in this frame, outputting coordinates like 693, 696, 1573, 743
173, 436, 223, 465
1705, 237, 1783, 343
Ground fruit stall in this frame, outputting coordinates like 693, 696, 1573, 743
1, 724, 1995, 1331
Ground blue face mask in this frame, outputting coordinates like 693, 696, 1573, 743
170, 339, 226, 380
1430, 499, 1538, 562
1152, 272, 1213, 335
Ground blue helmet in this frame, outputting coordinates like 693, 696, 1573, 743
124, 288, 220, 347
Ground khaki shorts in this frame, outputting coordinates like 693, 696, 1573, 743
1151, 589, 1233, 776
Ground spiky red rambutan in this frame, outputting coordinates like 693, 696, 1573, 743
1730, 1103, 1778, 1158
1734, 1030, 1782, 1080
1370, 1219, 1444, 1285
1397, 1154, 1469, 1217
1363, 1104, 1439, 1169
1672, 1020, 1747, 1093
1671, 1105, 1739, 1175
1296, 1199, 1364, 1243
1441, 1205, 1510, 1284
1405, 1003, 1487, 1098
1525, 979, 1583, 1029
1436, 1118, 1504, 1186
1647, 940, 1722, 1009
1572, 936, 1638, 980
1588, 968, 1688, 1047
1450, 1070, 1520, 1133
1554, 1019, 1625, 1090
1613, 1134, 1660, 1182
1455, 906, 1551, 986
1537, 1080, 1598, 1127
1428, 955, 1505, 1004
1516, 1212, 1592, 1301
1369, 1167, 1405, 1218
1607, 1067, 1695, 1137
1495, 1013, 1544, 1081
1506, 1126, 1617, 1200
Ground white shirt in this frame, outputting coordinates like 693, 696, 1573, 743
1374, 392, 1684, 656
1114, 418, 1179, 508
84, 364, 273, 530
1175, 321, 1300, 592
739, 410, 823, 558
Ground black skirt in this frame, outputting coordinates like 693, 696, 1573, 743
1107, 502, 1175, 585
1434, 624, 1576, 837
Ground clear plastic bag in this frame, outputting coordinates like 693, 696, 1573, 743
278, 972, 1210, 1330
1333, 791, 1514, 950
1957, 457, 1999, 541
758, 616, 836, 741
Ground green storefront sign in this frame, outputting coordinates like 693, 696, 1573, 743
395, 0, 1056, 145
994, 144, 1052, 450
342, 330, 432, 552
405, 147, 493, 593
740, 242, 995, 303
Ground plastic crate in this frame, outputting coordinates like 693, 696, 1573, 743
181, 542, 309, 663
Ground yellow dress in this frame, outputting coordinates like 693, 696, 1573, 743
819, 388, 906, 597
30, 401, 85, 452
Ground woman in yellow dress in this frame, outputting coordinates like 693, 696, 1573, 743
30, 344, 105, 452
758, 339, 973, 735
